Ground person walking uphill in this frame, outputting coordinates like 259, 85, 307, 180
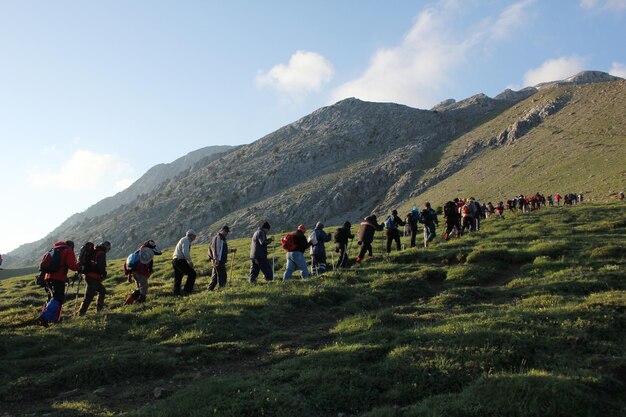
282, 225, 311, 279
36, 240, 79, 327
208, 226, 237, 291
78, 241, 111, 316
384, 210, 406, 253
172, 229, 197, 296
405, 207, 420, 248
334, 221, 354, 269
309, 222, 332, 274
420, 202, 438, 248
249, 221, 274, 283
356, 215, 383, 263
124, 240, 162, 304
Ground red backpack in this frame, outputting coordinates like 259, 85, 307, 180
280, 233, 298, 252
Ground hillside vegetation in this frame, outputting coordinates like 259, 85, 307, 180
406, 81, 626, 209
1, 202, 625, 416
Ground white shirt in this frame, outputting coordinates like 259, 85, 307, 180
173, 236, 193, 263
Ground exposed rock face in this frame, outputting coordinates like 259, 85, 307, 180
494, 94, 572, 146
6, 71, 621, 265
536, 70, 623, 89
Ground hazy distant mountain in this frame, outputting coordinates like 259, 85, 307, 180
5, 145, 232, 267
6, 71, 625, 266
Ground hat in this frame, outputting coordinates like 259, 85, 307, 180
221, 225, 230, 233
297, 224, 307, 232
315, 222, 324, 229
186, 229, 197, 237
343, 221, 351, 228
412, 207, 419, 214
65, 240, 75, 249
262, 221, 271, 230
99, 241, 112, 252
392, 210, 398, 216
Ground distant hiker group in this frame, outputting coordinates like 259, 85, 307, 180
33, 189, 598, 327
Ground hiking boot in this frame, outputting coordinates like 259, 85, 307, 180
355, 257, 362, 263
35, 317, 49, 327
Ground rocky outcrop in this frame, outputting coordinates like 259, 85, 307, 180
493, 94, 571, 146
536, 70, 623, 90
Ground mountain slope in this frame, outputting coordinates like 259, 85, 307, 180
402, 80, 626, 209
7, 71, 625, 266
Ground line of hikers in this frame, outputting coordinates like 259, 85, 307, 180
33, 191, 581, 326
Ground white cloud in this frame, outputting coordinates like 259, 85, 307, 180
580, 0, 626, 11
330, 0, 535, 108
28, 149, 133, 191
523, 56, 589, 86
490, 0, 536, 41
609, 62, 626, 78
256, 51, 334, 97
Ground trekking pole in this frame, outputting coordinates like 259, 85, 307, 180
230, 250, 236, 282
73, 274, 82, 318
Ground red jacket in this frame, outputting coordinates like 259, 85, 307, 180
44, 241, 79, 283
85, 248, 108, 281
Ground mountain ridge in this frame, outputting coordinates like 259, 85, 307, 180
5, 71, 625, 266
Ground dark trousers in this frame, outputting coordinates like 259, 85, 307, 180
311, 253, 327, 274
249, 258, 273, 283
386, 229, 401, 252
172, 259, 197, 295
208, 263, 227, 291
336, 243, 348, 268
408, 229, 417, 248
45, 279, 67, 304
444, 220, 459, 239
358, 242, 373, 259
462, 216, 475, 233
80, 276, 106, 314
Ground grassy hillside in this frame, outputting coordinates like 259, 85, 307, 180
404, 81, 626, 209
1, 203, 625, 416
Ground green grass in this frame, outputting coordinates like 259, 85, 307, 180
0, 203, 625, 416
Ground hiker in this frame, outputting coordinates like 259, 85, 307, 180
172, 229, 197, 296
384, 210, 406, 253
473, 199, 483, 231
124, 240, 163, 304
282, 225, 311, 279
620, 191, 625, 201
78, 241, 111, 316
36, 240, 79, 327
495, 201, 505, 217
443, 200, 459, 240
249, 221, 274, 283
356, 215, 383, 263
555, 193, 561, 206
547, 195, 554, 206
461, 199, 476, 234
208, 225, 237, 291
309, 222, 332, 274
486, 202, 495, 219
404, 207, 420, 248
420, 202, 438, 248
334, 221, 354, 269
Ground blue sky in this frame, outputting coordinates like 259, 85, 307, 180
1, 0, 625, 255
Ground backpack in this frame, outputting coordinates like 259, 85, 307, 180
308, 230, 318, 246
384, 215, 397, 229
462, 205, 471, 216
334, 227, 346, 243
78, 242, 96, 274
281, 233, 298, 252
444, 201, 456, 217
125, 250, 140, 273
39, 246, 65, 274
420, 209, 432, 223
